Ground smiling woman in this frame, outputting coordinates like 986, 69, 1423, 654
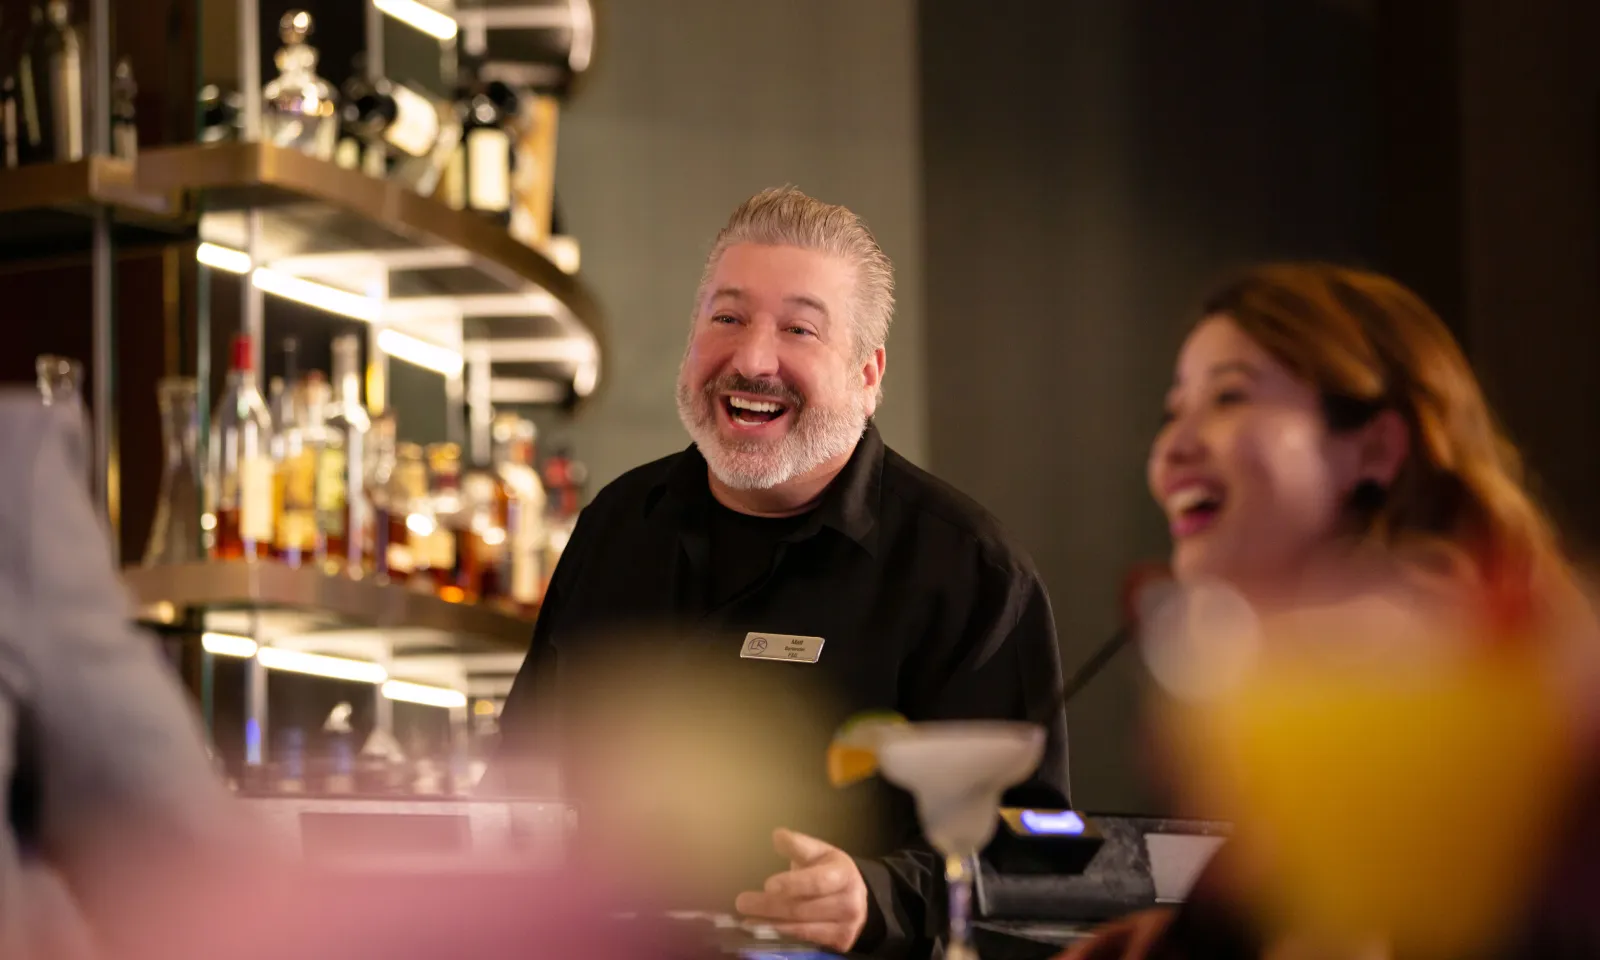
1147, 262, 1576, 622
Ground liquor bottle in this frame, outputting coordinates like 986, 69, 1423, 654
461, 419, 510, 604
386, 442, 430, 582
1, 75, 19, 168
454, 58, 518, 224
340, 57, 460, 195
197, 84, 242, 143
35, 353, 81, 405
261, 10, 337, 161
493, 413, 547, 611
364, 412, 396, 578
110, 55, 136, 160
144, 377, 206, 566
273, 344, 318, 567
319, 335, 371, 575
207, 333, 274, 560
300, 369, 333, 567
424, 442, 466, 600
18, 0, 84, 164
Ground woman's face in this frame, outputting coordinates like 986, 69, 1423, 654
1148, 317, 1370, 600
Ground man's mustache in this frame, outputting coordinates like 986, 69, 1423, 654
701, 373, 804, 409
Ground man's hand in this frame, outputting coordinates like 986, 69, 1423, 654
735, 828, 870, 954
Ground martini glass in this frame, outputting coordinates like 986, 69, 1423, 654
875, 721, 1045, 960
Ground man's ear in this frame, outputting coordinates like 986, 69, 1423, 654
862, 347, 886, 416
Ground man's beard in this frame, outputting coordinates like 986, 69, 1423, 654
675, 370, 868, 491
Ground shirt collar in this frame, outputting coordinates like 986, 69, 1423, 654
651, 421, 885, 554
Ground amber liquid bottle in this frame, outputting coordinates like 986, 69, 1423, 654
208, 334, 274, 560
424, 443, 469, 601
386, 442, 429, 583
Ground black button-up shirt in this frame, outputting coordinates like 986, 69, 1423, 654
496, 424, 1070, 958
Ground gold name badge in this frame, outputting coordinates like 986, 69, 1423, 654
740, 632, 825, 664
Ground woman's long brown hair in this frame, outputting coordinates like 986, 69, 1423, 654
1201, 263, 1576, 628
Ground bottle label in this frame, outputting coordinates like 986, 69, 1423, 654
386, 84, 441, 158
422, 527, 455, 570
240, 456, 275, 542
467, 128, 512, 213
318, 446, 348, 532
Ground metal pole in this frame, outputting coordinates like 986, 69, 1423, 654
239, 0, 264, 376
365, 0, 385, 80
89, 0, 115, 558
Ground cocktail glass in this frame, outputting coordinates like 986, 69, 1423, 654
875, 721, 1045, 960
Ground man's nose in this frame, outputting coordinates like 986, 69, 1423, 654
729, 320, 781, 379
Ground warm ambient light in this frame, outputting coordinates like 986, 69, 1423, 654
378, 328, 466, 377
201, 632, 259, 658
382, 680, 469, 709
373, 0, 459, 40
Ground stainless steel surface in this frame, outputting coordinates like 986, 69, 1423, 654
240, 795, 570, 867
239, 0, 261, 140
123, 561, 537, 650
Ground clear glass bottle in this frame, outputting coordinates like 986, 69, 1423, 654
19, 0, 84, 164
386, 442, 430, 583
495, 414, 548, 611
262, 10, 337, 160
320, 335, 371, 576
197, 84, 242, 143
36, 353, 81, 405
143, 377, 205, 566
110, 55, 136, 160
364, 412, 397, 578
207, 333, 274, 560
300, 370, 333, 567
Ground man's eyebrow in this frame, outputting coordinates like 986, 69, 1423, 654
783, 294, 827, 316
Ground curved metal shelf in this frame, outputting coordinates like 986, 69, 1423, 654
0, 156, 186, 261
123, 560, 536, 653
133, 142, 605, 402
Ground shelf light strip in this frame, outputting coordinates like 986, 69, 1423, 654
197, 244, 380, 324
373, 0, 458, 40
377, 328, 465, 377
382, 680, 469, 709
202, 634, 465, 706
199, 244, 466, 376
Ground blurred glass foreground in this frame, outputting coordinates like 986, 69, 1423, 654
1143, 578, 1591, 958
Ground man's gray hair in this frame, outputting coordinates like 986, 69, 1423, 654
693, 186, 896, 362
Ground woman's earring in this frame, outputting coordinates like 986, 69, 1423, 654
1349, 479, 1388, 513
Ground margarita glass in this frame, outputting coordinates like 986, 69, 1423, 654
874, 721, 1045, 960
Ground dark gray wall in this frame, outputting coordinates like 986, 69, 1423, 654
1455, 0, 1600, 551
919, 0, 1381, 814
543, 0, 926, 487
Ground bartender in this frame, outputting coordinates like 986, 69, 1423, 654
495, 186, 1070, 958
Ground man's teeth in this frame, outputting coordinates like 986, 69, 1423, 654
1168, 486, 1220, 514
728, 397, 784, 414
